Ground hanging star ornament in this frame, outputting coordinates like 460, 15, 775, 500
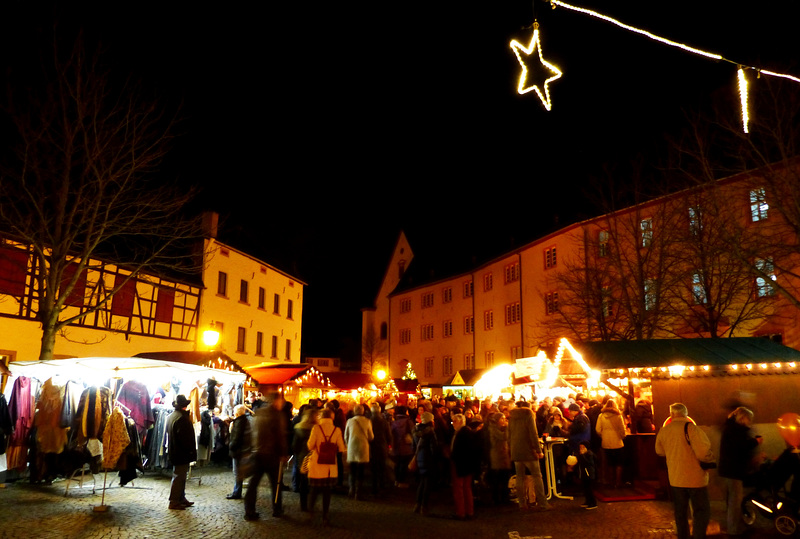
509, 22, 563, 110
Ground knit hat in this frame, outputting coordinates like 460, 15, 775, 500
420, 412, 434, 424
568, 403, 581, 412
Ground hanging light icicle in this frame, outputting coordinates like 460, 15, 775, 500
738, 66, 750, 134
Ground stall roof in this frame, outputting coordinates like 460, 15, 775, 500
325, 372, 376, 390
134, 350, 248, 375
8, 356, 247, 385
444, 369, 488, 387
248, 366, 310, 385
572, 338, 800, 370
393, 378, 419, 393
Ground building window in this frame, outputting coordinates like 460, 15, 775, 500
640, 218, 653, 248
255, 332, 264, 356
287, 299, 294, 319
217, 271, 228, 297
258, 287, 266, 309
400, 298, 412, 313
485, 351, 495, 368
463, 280, 473, 298
239, 279, 249, 303
421, 324, 434, 341
273, 293, 280, 315
285, 339, 292, 361
511, 346, 523, 360
755, 257, 776, 297
484, 272, 493, 292
424, 357, 435, 377
505, 302, 521, 325
644, 279, 657, 311
750, 187, 768, 222
598, 231, 609, 257
400, 328, 412, 345
464, 316, 474, 334
442, 287, 453, 304
689, 206, 702, 235
544, 246, 557, 269
443, 320, 453, 338
464, 354, 475, 370
545, 292, 559, 315
317, 358, 329, 367
333, 359, 340, 368
505, 262, 520, 284
484, 310, 494, 330
601, 287, 613, 318
236, 327, 246, 353
421, 291, 434, 309
692, 272, 706, 304
443, 356, 453, 376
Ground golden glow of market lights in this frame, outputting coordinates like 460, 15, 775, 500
509, 21, 562, 110
473, 363, 516, 400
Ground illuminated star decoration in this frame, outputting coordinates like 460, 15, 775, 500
509, 21, 563, 111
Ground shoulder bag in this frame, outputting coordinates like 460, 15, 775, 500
684, 422, 716, 470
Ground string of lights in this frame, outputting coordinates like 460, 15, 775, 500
512, 0, 800, 128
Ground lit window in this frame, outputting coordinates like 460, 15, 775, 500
755, 258, 776, 297
750, 188, 768, 222
598, 231, 609, 257
640, 218, 653, 248
692, 272, 706, 304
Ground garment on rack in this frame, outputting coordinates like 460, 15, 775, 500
74, 386, 112, 446
35, 378, 68, 454
188, 386, 201, 424
116, 380, 153, 441
102, 407, 131, 470
59, 380, 82, 429
118, 416, 144, 485
7, 376, 35, 470
0, 393, 12, 455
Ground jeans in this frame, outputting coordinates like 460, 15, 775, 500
169, 463, 189, 503
671, 486, 710, 539
230, 457, 243, 496
514, 460, 549, 508
722, 478, 745, 535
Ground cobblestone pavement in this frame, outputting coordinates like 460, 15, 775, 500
0, 465, 782, 539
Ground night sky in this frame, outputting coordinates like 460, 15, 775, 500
1, 1, 798, 366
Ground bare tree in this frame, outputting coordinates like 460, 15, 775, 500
361, 324, 387, 375
0, 34, 203, 361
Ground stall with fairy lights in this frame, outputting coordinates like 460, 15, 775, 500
246, 365, 332, 408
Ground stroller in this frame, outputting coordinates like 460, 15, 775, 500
742, 448, 800, 536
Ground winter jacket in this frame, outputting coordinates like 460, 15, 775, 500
487, 415, 511, 470
344, 415, 374, 463
567, 411, 591, 453
228, 414, 252, 459
307, 418, 346, 479
718, 416, 759, 480
413, 422, 438, 475
166, 408, 197, 465
596, 409, 626, 450
391, 414, 415, 457
252, 404, 289, 459
508, 406, 543, 462
655, 417, 714, 488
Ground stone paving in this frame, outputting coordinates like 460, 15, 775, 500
0, 465, 782, 539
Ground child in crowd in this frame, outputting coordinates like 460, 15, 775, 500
577, 441, 597, 510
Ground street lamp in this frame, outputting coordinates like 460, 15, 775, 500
202, 322, 220, 348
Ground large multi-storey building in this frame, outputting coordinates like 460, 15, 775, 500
0, 213, 304, 371
364, 163, 800, 386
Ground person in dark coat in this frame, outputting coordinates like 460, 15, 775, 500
412, 412, 438, 515
577, 441, 597, 510
166, 394, 197, 510
718, 406, 761, 535
244, 392, 289, 521
508, 401, 549, 510
369, 402, 392, 495
226, 404, 251, 499
391, 406, 415, 487
450, 414, 479, 520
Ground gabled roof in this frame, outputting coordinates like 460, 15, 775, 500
572, 338, 800, 370
134, 350, 247, 375
247, 365, 332, 388
325, 372, 376, 390
445, 368, 488, 386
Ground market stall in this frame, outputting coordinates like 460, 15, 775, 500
1, 356, 247, 489
247, 365, 332, 410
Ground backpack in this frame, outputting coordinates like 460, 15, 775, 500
317, 425, 338, 465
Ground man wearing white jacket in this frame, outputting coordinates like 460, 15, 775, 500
655, 403, 715, 539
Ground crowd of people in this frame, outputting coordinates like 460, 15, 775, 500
189, 390, 655, 524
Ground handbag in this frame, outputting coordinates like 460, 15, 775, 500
684, 422, 716, 470
301, 450, 313, 474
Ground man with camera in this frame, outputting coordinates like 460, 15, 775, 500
655, 402, 716, 539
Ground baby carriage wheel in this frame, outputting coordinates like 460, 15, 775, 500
741, 499, 758, 526
775, 514, 797, 536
